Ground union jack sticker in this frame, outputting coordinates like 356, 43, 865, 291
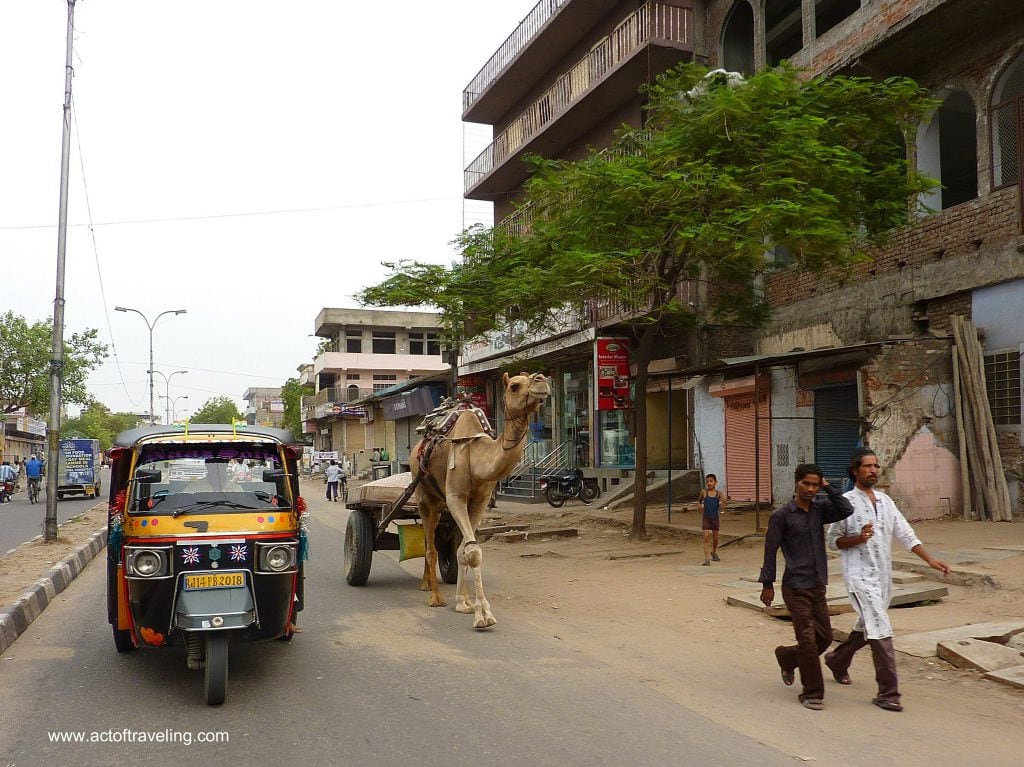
181, 546, 201, 565
229, 544, 247, 562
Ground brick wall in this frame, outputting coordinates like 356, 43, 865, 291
925, 292, 972, 335
767, 188, 1020, 310
698, 324, 755, 363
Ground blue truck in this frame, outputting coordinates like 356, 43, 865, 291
57, 438, 102, 500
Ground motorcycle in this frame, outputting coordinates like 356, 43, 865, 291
538, 468, 600, 508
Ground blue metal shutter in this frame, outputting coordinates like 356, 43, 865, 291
813, 385, 860, 489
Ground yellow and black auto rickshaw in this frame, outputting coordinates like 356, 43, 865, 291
105, 424, 306, 705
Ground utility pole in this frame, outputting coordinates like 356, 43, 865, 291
44, 0, 77, 542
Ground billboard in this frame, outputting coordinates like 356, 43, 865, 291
595, 338, 632, 411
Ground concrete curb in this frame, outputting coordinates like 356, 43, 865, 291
0, 528, 107, 654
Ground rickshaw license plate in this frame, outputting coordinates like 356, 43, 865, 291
184, 573, 245, 590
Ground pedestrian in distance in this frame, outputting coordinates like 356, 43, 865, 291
825, 447, 950, 712
698, 473, 725, 565
759, 463, 854, 711
325, 460, 342, 502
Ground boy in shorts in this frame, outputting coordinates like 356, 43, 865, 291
699, 473, 725, 565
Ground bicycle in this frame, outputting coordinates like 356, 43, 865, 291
27, 477, 41, 504
340, 477, 349, 504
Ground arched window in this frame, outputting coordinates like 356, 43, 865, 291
722, 1, 755, 77
918, 90, 978, 211
991, 52, 1024, 189
347, 385, 360, 402
765, 0, 802, 67
815, 0, 860, 38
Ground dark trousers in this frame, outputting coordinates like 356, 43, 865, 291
778, 585, 833, 702
825, 630, 900, 703
326, 481, 338, 500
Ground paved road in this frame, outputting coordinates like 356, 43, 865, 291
0, 512, 797, 767
0, 487, 101, 555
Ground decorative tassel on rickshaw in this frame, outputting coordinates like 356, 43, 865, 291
108, 490, 126, 564
296, 496, 311, 561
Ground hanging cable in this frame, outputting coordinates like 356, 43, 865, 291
71, 93, 141, 407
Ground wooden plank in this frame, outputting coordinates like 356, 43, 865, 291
967, 318, 1013, 521
950, 348, 972, 520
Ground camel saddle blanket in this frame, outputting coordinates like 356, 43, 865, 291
416, 394, 494, 443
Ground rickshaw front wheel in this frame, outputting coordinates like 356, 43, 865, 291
112, 626, 135, 653
204, 633, 229, 706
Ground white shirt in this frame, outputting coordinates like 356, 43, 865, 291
325, 464, 342, 482
827, 487, 922, 639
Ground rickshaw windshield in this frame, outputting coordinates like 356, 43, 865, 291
129, 444, 292, 514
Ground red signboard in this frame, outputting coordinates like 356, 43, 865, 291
457, 375, 489, 417
595, 338, 631, 411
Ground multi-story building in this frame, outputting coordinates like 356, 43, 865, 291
242, 387, 285, 429
304, 308, 448, 466
462, 1, 703, 491
465, 0, 1024, 518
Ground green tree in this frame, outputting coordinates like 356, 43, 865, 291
280, 377, 312, 437
63, 401, 140, 451
361, 64, 936, 538
0, 311, 109, 415
189, 396, 243, 424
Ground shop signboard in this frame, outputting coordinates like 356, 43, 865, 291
594, 338, 631, 411
457, 375, 490, 417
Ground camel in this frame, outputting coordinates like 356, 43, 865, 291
410, 371, 550, 629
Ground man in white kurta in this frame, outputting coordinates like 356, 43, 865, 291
825, 448, 949, 712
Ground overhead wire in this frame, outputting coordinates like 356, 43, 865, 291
70, 93, 142, 408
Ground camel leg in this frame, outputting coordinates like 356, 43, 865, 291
455, 491, 495, 629
418, 498, 445, 607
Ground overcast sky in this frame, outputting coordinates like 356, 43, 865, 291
2, 0, 535, 420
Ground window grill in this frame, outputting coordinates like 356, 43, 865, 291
984, 351, 1022, 425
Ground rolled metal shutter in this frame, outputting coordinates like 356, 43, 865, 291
725, 392, 771, 502
813, 385, 860, 489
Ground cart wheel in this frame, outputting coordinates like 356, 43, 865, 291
436, 525, 463, 585
545, 486, 566, 508
344, 509, 374, 586
205, 633, 228, 706
112, 626, 135, 653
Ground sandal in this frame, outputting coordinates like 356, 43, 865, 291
825, 660, 852, 685
780, 668, 795, 686
872, 698, 903, 712
801, 699, 824, 711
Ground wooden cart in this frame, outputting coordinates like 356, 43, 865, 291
343, 472, 462, 586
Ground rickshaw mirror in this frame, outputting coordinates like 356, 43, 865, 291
135, 469, 162, 484
262, 469, 286, 483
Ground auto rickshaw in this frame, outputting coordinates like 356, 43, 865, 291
105, 424, 306, 705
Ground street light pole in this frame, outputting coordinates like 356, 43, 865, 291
115, 307, 186, 425
160, 394, 189, 422
151, 369, 187, 423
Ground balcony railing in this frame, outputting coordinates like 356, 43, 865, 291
465, 2, 693, 194
462, 0, 570, 114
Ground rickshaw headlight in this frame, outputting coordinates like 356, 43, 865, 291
129, 549, 166, 577
259, 544, 296, 573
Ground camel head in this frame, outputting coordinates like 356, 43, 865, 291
501, 371, 550, 419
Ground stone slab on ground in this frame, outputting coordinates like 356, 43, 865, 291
895, 620, 1024, 658
679, 565, 747, 577
986, 545, 1024, 552
936, 638, 1024, 672
526, 528, 578, 540
984, 665, 1024, 690
728, 583, 948, 619
892, 572, 925, 584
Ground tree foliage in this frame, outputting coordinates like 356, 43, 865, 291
189, 396, 243, 425
359, 64, 937, 538
0, 311, 109, 415
280, 377, 311, 437
63, 401, 140, 451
